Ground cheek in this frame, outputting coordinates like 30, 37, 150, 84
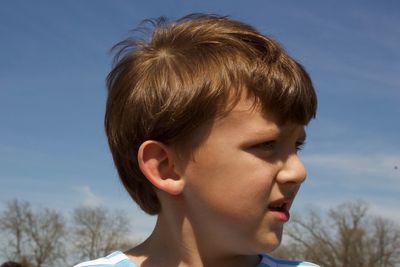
184, 153, 276, 218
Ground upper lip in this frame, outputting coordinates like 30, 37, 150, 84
268, 197, 293, 210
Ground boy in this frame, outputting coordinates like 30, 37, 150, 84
75, 13, 318, 267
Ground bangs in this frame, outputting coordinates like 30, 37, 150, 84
244, 55, 317, 125
212, 53, 317, 126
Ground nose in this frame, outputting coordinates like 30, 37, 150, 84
276, 154, 307, 185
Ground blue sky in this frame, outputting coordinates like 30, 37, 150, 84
1, 0, 399, 241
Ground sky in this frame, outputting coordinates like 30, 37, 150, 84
0, 0, 399, 243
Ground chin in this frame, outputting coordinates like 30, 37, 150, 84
257, 231, 283, 253
267, 242, 281, 253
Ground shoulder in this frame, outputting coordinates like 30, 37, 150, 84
73, 251, 138, 267
258, 254, 320, 267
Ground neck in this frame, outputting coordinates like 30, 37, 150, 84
126, 213, 260, 267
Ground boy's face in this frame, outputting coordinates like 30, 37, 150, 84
179, 96, 307, 254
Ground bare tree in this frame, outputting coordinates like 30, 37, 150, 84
273, 201, 400, 267
70, 206, 133, 261
0, 200, 30, 265
0, 200, 66, 267
24, 208, 66, 267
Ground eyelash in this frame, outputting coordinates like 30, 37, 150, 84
296, 141, 306, 152
253, 141, 276, 150
253, 141, 306, 152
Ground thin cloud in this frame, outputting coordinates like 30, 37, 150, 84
75, 185, 104, 207
303, 153, 400, 181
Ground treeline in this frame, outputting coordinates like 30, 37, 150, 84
273, 201, 400, 267
1, 200, 399, 267
0, 200, 134, 267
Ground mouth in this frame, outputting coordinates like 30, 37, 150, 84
268, 200, 291, 222
268, 202, 288, 212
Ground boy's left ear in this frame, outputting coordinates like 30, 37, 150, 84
138, 140, 185, 195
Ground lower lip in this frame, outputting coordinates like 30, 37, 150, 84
269, 209, 290, 222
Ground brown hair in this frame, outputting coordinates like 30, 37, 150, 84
105, 14, 317, 214
1, 262, 23, 267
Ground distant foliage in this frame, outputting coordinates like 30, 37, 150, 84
273, 201, 400, 267
0, 200, 135, 267
70, 206, 132, 261
0, 200, 66, 267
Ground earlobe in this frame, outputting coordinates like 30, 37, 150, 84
138, 140, 185, 195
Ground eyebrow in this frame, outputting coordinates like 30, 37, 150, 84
245, 123, 307, 143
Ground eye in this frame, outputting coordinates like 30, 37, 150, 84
252, 140, 276, 151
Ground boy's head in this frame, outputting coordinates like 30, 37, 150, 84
105, 14, 317, 215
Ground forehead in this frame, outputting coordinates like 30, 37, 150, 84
212, 97, 306, 140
